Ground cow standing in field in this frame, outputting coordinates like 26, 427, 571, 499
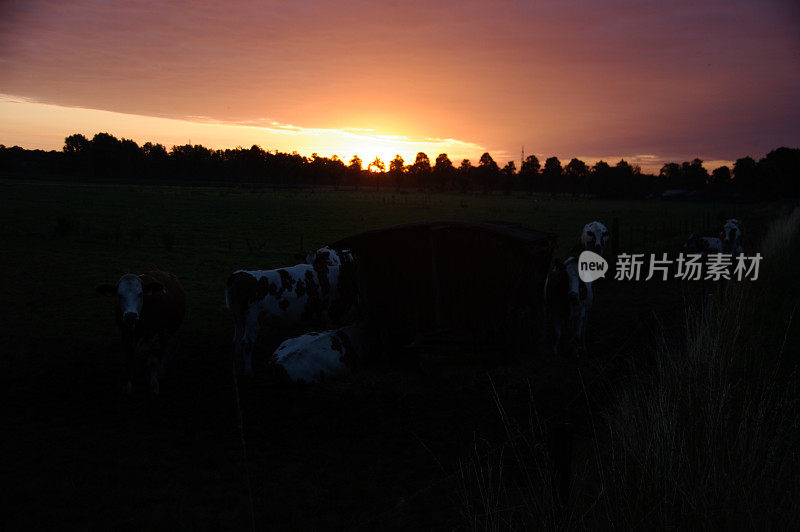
96, 269, 186, 394
544, 257, 593, 357
721, 219, 744, 254
225, 249, 357, 375
579, 221, 610, 256
271, 325, 363, 383
684, 234, 724, 255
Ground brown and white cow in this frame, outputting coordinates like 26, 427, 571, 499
225, 254, 357, 375
544, 257, 593, 357
271, 325, 363, 383
580, 221, 610, 256
96, 269, 186, 394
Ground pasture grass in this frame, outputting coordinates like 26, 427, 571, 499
459, 208, 800, 529
0, 179, 778, 528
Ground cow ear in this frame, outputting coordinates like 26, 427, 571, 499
144, 281, 164, 295
96, 283, 117, 296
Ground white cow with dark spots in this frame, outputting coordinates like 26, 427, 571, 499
225, 258, 357, 375
272, 325, 363, 383
296, 246, 355, 267
580, 221, 610, 256
544, 257, 593, 357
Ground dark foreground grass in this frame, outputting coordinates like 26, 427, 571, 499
0, 180, 772, 529
459, 209, 800, 529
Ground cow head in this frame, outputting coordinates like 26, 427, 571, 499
96, 274, 164, 330
720, 219, 742, 253
580, 221, 609, 255
297, 246, 354, 268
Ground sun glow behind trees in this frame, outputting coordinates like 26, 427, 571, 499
0, 96, 487, 171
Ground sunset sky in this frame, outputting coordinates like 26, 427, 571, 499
1, 0, 798, 173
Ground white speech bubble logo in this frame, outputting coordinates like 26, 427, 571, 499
578, 250, 608, 283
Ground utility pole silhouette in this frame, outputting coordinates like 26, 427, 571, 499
521, 145, 524, 170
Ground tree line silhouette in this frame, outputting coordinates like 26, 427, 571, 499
1, 132, 798, 200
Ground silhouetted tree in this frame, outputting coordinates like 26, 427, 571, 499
542, 156, 563, 192
368, 157, 385, 173
433, 153, 455, 191
389, 154, 405, 190
458, 159, 473, 193
8, 131, 798, 200
659, 162, 682, 188
501, 161, 516, 194
519, 154, 540, 193
64, 134, 90, 154
368, 156, 385, 190
709, 165, 731, 184
63, 134, 90, 174
565, 157, 589, 195
682, 158, 708, 190
348, 155, 363, 188
707, 165, 732, 196
611, 159, 636, 198
587, 160, 612, 197
409, 152, 431, 190
477, 152, 500, 193
732, 156, 757, 197
759, 147, 800, 198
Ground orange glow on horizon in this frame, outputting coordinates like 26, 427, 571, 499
0, 96, 491, 171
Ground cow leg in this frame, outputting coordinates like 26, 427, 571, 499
241, 311, 260, 376
157, 333, 172, 378
122, 336, 135, 394
242, 341, 254, 376
232, 319, 244, 372
149, 364, 160, 395
552, 321, 561, 357
145, 338, 161, 395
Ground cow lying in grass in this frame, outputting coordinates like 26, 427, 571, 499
96, 269, 186, 394
271, 325, 363, 383
225, 249, 357, 375
544, 257, 593, 357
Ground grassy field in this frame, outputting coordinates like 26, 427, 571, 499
0, 180, 780, 529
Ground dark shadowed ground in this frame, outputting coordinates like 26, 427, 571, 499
0, 181, 765, 529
